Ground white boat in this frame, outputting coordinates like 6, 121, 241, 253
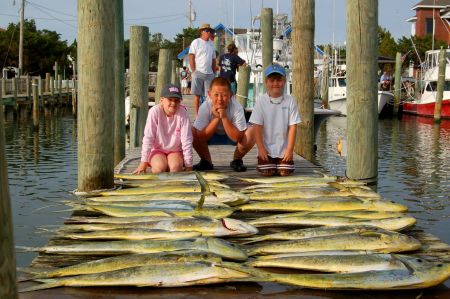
327, 74, 393, 116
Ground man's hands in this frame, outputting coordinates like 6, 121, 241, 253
258, 147, 269, 161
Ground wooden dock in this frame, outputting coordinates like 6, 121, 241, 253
18, 95, 450, 298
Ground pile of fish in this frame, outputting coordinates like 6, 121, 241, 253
18, 172, 450, 292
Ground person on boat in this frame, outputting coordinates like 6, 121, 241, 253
380, 71, 392, 91
219, 43, 246, 95
133, 84, 193, 174
189, 23, 217, 117
249, 63, 301, 177
192, 77, 255, 172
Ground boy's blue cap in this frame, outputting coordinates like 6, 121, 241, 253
264, 63, 286, 77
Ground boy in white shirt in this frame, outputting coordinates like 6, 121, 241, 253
249, 63, 301, 176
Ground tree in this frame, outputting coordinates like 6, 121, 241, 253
0, 19, 72, 77
378, 26, 397, 58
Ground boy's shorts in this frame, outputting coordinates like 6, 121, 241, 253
208, 133, 237, 145
257, 156, 294, 176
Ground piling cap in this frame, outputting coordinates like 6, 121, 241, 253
161, 84, 182, 100
264, 63, 286, 78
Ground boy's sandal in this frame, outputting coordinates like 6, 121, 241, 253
230, 159, 247, 172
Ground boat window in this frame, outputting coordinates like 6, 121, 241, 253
424, 81, 450, 91
338, 78, 346, 87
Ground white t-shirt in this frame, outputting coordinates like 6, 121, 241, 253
249, 93, 301, 158
189, 38, 216, 74
193, 96, 247, 135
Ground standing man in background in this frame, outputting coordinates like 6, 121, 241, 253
219, 43, 246, 95
189, 23, 216, 117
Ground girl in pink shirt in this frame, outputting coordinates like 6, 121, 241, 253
133, 84, 193, 174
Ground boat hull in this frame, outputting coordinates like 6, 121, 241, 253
403, 99, 450, 119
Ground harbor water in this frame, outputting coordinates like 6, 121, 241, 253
3, 108, 450, 293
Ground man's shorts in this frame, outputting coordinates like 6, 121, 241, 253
208, 133, 237, 146
191, 71, 215, 97
257, 156, 295, 176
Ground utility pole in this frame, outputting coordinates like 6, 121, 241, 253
188, 0, 193, 28
19, 0, 25, 76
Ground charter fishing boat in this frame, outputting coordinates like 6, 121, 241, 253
403, 49, 450, 118
327, 66, 393, 116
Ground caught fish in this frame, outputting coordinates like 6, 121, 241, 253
117, 180, 230, 189
17, 237, 248, 261
114, 172, 228, 181
241, 180, 365, 190
85, 190, 249, 206
247, 252, 408, 273
246, 231, 421, 255
80, 203, 234, 218
19, 261, 250, 292
244, 187, 380, 200
60, 228, 201, 241
232, 255, 450, 290
20, 251, 222, 279
82, 199, 229, 209
240, 198, 408, 213
238, 173, 337, 184
60, 217, 258, 238
248, 214, 416, 231
242, 225, 383, 244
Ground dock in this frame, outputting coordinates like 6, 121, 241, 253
18, 95, 450, 298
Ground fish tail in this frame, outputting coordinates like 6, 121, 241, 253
30, 203, 65, 214
19, 279, 62, 292
216, 262, 273, 280
15, 245, 42, 252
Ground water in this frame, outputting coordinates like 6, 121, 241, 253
314, 115, 450, 246
3, 110, 450, 295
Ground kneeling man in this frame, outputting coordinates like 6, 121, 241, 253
192, 77, 255, 171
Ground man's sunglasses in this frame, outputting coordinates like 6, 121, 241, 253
203, 29, 213, 33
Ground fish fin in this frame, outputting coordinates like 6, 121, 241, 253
240, 236, 264, 245
18, 280, 62, 292
328, 181, 348, 191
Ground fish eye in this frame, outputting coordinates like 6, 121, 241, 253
417, 259, 423, 263
437, 264, 443, 267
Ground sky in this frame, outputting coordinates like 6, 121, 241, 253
0, 0, 419, 47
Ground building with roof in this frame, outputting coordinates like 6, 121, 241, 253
407, 0, 450, 43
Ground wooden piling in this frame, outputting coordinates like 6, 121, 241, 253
236, 65, 251, 108
54, 62, 59, 84
66, 79, 70, 102
0, 83, 18, 299
50, 76, 55, 98
1, 78, 5, 97
58, 74, 63, 103
129, 26, 149, 149
292, 0, 315, 161
171, 59, 179, 86
12, 77, 18, 102
320, 45, 330, 109
72, 79, 77, 116
434, 48, 446, 123
346, 0, 378, 181
155, 48, 172, 101
26, 75, 31, 100
393, 52, 402, 116
45, 72, 50, 92
114, 0, 125, 165
261, 8, 273, 71
77, 0, 115, 191
32, 78, 39, 129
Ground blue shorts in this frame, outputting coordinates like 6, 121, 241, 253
208, 133, 237, 145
